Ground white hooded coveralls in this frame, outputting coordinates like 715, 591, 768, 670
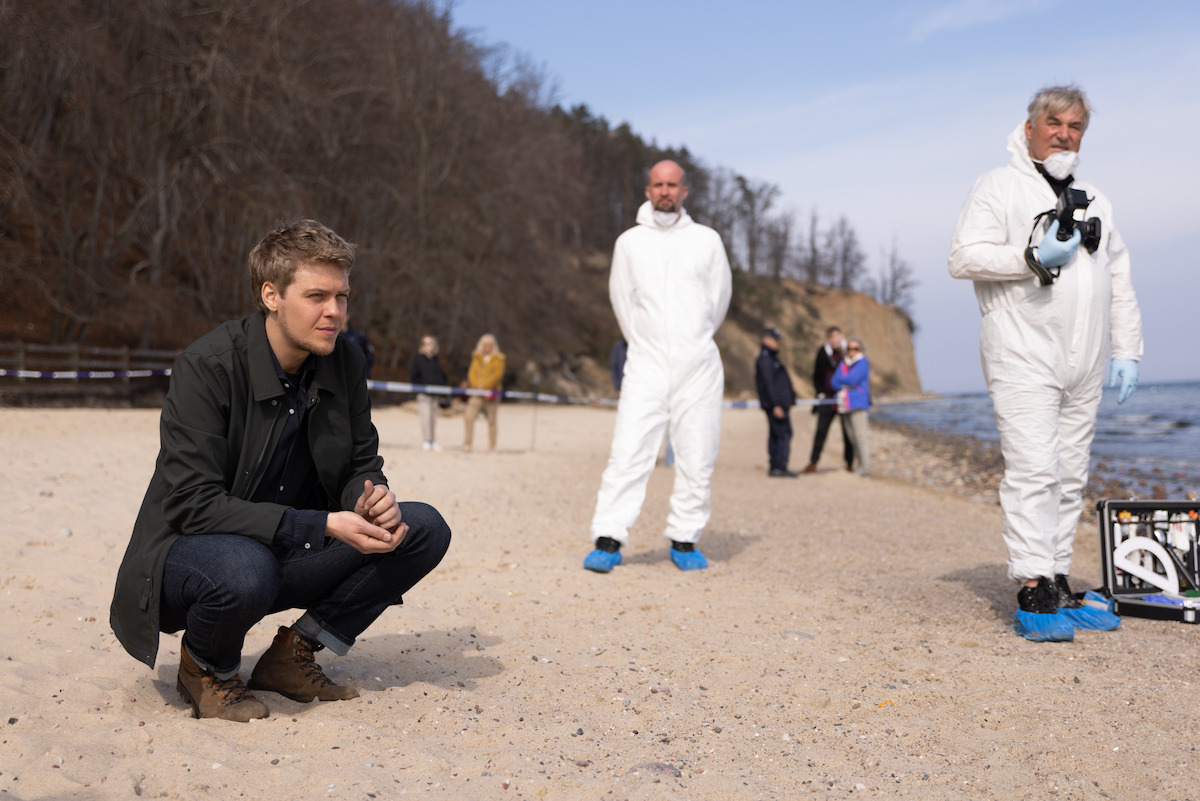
949, 123, 1143, 583
591, 201, 732, 545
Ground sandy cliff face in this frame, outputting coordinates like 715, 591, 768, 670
718, 279, 922, 400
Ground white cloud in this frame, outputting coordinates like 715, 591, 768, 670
907, 0, 1052, 43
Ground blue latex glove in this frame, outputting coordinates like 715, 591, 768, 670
1036, 220, 1082, 269
1109, 359, 1139, 404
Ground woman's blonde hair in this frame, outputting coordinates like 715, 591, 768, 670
474, 333, 500, 355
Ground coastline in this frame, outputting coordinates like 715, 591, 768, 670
873, 381, 1200, 503
872, 420, 1145, 507
874, 418, 1197, 506
4, 404, 1199, 800
870, 420, 1004, 506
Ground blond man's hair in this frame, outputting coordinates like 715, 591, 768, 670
247, 220, 355, 313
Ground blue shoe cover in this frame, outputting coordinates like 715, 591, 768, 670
1013, 610, 1074, 642
1082, 589, 1116, 612
583, 549, 622, 573
670, 548, 708, 571
1060, 603, 1120, 631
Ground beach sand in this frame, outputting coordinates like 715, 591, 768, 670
3, 402, 1198, 799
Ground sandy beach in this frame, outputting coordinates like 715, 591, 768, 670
3, 401, 1199, 800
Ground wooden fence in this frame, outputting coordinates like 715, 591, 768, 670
0, 342, 177, 380
0, 342, 178, 404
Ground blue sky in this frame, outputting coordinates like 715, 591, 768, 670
451, 0, 1200, 393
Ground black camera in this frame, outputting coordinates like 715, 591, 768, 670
1050, 187, 1101, 254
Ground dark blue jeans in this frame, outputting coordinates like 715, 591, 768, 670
766, 411, 792, 471
159, 501, 450, 677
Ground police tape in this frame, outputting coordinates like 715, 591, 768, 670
366, 380, 837, 409
0, 368, 170, 380
0, 368, 837, 409
366, 379, 618, 406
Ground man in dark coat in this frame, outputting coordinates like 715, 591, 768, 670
110, 220, 451, 722
755, 327, 797, 477
338, 313, 375, 377
804, 325, 854, 473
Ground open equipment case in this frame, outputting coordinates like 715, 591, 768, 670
1097, 499, 1200, 623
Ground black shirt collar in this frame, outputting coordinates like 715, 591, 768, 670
268, 347, 317, 391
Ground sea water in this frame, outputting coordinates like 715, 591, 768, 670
874, 380, 1200, 495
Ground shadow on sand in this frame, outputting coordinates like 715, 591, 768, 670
151, 626, 504, 717
618, 529, 759, 567
939, 562, 1015, 618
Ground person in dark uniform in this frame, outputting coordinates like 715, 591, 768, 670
755, 327, 797, 477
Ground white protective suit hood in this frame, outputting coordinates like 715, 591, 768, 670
1007, 122, 1043, 180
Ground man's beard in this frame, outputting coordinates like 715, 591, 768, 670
653, 197, 678, 213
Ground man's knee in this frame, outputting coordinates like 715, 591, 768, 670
399, 502, 452, 557
226, 573, 281, 617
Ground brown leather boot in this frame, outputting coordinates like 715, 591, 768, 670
248, 626, 360, 702
177, 644, 269, 722
801, 463, 818, 474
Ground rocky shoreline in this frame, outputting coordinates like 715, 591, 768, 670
869, 420, 1193, 507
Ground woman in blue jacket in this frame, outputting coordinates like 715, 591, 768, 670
831, 338, 871, 477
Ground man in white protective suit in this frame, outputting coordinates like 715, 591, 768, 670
584, 159, 732, 573
949, 85, 1142, 642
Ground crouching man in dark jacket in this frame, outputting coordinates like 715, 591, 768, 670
110, 220, 451, 722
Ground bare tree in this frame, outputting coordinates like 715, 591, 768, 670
695, 166, 741, 268
824, 216, 867, 291
762, 211, 795, 283
735, 175, 779, 274
798, 209, 827, 285
875, 239, 917, 316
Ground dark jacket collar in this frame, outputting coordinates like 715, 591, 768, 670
247, 313, 285, 403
